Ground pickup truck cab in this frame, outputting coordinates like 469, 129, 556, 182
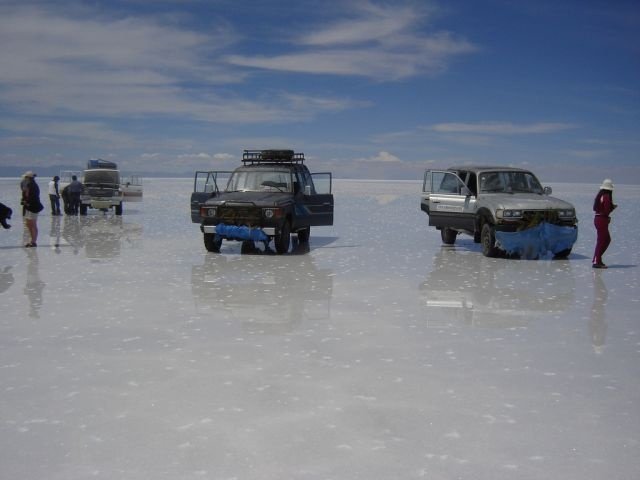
191, 149, 334, 254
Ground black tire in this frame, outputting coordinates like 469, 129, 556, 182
481, 223, 499, 257
204, 233, 222, 253
275, 221, 291, 254
297, 226, 310, 243
553, 248, 572, 260
441, 227, 457, 245
80, 204, 88, 216
241, 240, 256, 254
115, 202, 123, 216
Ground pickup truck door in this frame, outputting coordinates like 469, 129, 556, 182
302, 172, 334, 226
190, 171, 231, 223
422, 170, 475, 231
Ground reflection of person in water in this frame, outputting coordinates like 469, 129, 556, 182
49, 215, 62, 253
589, 271, 608, 354
24, 249, 45, 318
62, 216, 84, 254
0, 265, 15, 294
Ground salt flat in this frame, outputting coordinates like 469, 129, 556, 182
1, 178, 639, 480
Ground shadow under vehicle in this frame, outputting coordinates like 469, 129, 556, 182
191, 245, 333, 334
420, 247, 575, 328
420, 166, 578, 259
190, 149, 334, 254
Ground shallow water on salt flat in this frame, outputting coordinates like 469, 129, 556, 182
1, 178, 639, 480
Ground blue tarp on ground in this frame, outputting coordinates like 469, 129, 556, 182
215, 224, 269, 242
495, 222, 578, 259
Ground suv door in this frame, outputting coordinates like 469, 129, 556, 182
190, 171, 231, 223
302, 172, 334, 226
422, 170, 475, 231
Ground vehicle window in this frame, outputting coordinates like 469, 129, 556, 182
432, 172, 465, 194
84, 171, 119, 185
303, 170, 318, 194
479, 171, 543, 193
227, 170, 292, 192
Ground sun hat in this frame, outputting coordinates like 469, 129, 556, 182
23, 171, 37, 178
600, 179, 614, 191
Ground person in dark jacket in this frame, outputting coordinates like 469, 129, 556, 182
592, 179, 617, 268
67, 175, 84, 215
0, 201, 12, 229
21, 171, 43, 247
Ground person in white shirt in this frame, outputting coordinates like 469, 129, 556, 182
48, 175, 61, 216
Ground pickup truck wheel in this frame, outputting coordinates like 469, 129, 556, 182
275, 221, 291, 254
481, 223, 499, 257
204, 233, 222, 253
441, 227, 457, 245
297, 226, 310, 243
115, 202, 123, 216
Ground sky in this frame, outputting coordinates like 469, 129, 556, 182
0, 0, 638, 182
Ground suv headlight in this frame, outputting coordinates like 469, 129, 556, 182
263, 207, 283, 219
497, 209, 523, 219
557, 208, 575, 218
200, 206, 217, 218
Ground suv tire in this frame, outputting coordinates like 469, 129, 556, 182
204, 233, 222, 253
297, 226, 310, 243
481, 223, 499, 257
441, 227, 457, 245
275, 221, 291, 254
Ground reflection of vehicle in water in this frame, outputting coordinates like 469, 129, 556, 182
191, 244, 333, 333
420, 247, 575, 327
61, 216, 142, 259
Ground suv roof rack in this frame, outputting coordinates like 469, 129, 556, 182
242, 149, 305, 165
87, 158, 118, 170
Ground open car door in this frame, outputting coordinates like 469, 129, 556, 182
423, 170, 475, 231
190, 171, 231, 223
303, 172, 334, 226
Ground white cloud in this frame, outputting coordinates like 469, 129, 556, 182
356, 151, 401, 163
301, 3, 419, 46
213, 153, 235, 161
430, 122, 576, 135
0, 5, 362, 125
225, 4, 477, 80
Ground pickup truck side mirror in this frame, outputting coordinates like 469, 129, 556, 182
304, 185, 311, 196
543, 186, 552, 195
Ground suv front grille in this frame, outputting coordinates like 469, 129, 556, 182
520, 210, 571, 228
87, 187, 117, 197
218, 205, 262, 225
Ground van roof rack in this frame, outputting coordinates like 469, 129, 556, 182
242, 149, 305, 165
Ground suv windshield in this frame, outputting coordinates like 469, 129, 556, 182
226, 169, 292, 193
84, 170, 120, 186
479, 171, 543, 194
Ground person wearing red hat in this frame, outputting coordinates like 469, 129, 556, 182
592, 179, 617, 268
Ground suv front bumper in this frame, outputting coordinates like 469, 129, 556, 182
202, 224, 275, 236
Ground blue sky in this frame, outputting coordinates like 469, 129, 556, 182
0, 0, 638, 182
